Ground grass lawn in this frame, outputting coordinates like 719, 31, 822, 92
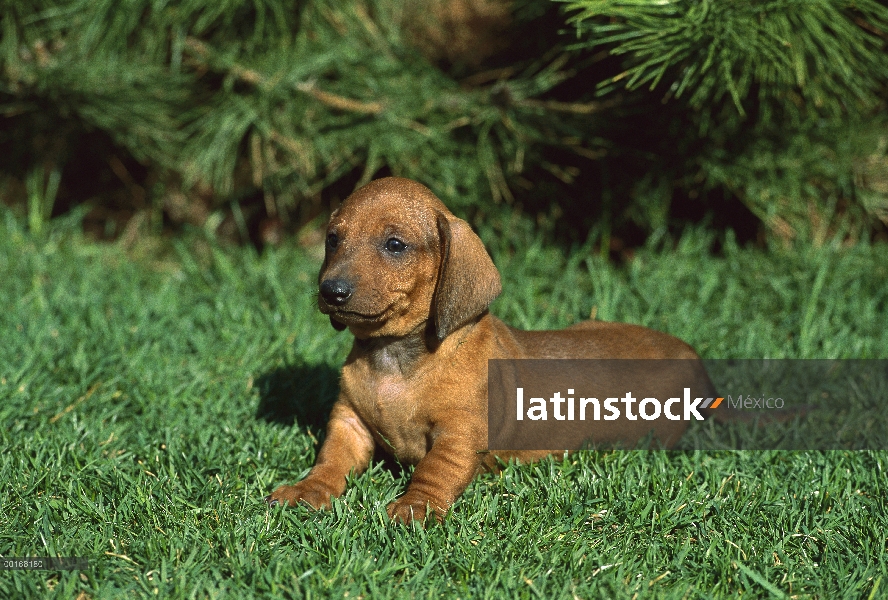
1, 210, 887, 598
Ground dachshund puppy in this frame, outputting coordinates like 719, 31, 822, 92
266, 177, 712, 523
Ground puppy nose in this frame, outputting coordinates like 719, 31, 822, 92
320, 279, 353, 306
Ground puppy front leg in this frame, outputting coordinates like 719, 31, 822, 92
387, 425, 483, 524
267, 402, 374, 510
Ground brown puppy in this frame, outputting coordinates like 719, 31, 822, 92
266, 177, 709, 523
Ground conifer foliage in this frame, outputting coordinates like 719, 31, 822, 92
559, 0, 888, 241
1, 0, 887, 242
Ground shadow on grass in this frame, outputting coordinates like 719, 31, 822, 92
255, 361, 340, 429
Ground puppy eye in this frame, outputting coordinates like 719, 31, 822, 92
384, 237, 407, 253
326, 232, 339, 249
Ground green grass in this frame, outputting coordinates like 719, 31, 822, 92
1, 210, 887, 598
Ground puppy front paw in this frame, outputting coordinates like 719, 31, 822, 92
386, 492, 447, 525
266, 479, 336, 510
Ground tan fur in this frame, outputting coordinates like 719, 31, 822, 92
266, 177, 707, 523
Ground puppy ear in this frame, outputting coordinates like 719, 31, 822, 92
432, 213, 501, 341
329, 316, 347, 331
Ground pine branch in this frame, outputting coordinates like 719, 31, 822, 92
558, 0, 888, 120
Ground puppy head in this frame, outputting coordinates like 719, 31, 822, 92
318, 177, 501, 341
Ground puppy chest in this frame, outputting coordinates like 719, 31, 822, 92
350, 375, 431, 463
